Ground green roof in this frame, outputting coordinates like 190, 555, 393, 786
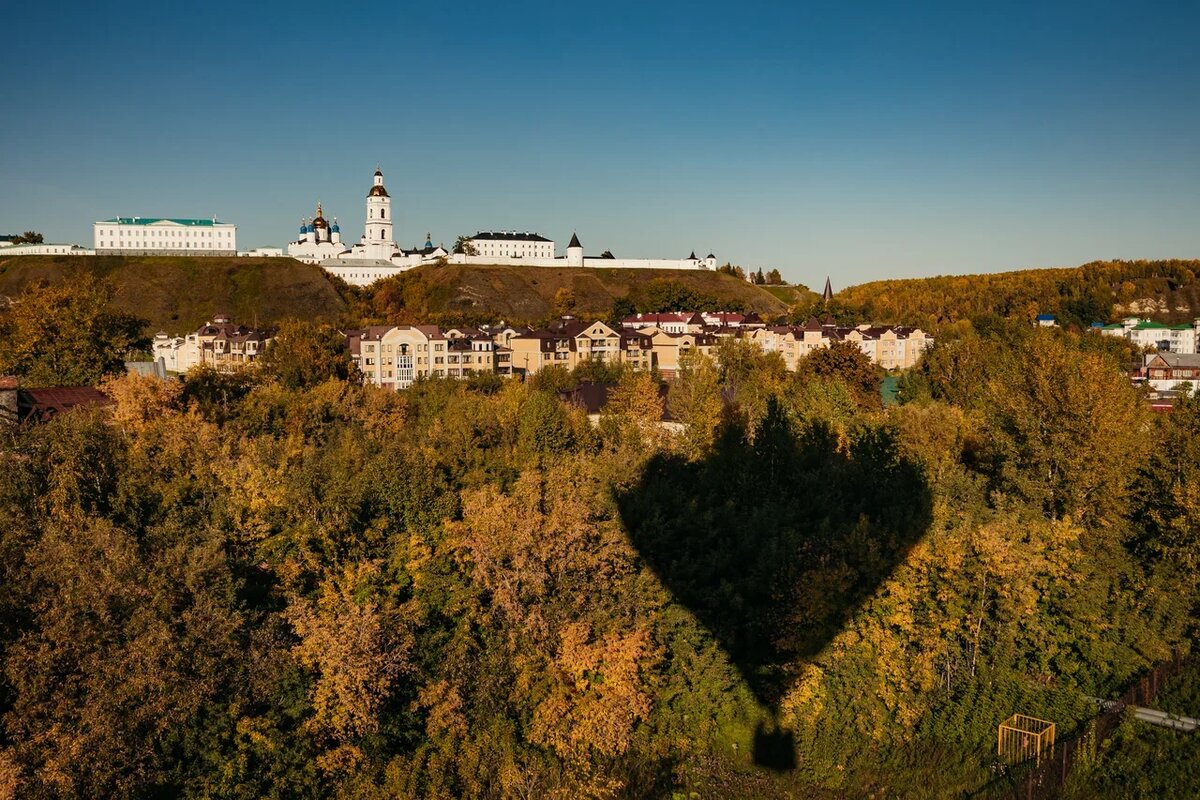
101, 217, 224, 226
1132, 321, 1193, 331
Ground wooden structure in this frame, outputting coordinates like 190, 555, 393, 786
998, 714, 1056, 766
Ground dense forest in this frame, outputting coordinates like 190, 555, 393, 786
1, 275, 1197, 797
826, 259, 1200, 331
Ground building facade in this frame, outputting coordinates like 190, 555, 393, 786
347, 325, 495, 389
152, 315, 272, 373
1141, 352, 1200, 393
466, 232, 555, 260
346, 312, 934, 391
94, 217, 237, 255
1099, 317, 1200, 354
289, 169, 450, 286
0, 242, 93, 256
286, 169, 722, 285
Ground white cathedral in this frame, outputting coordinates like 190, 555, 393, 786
290, 168, 716, 287
288, 169, 448, 285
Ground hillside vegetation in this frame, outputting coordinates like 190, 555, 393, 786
0, 256, 791, 334
352, 262, 790, 324
835, 259, 1200, 331
0, 255, 348, 333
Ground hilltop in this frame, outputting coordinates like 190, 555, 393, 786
354, 262, 794, 324
835, 259, 1200, 331
0, 255, 795, 333
0, 254, 347, 333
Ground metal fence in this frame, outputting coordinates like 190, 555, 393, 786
982, 649, 1185, 800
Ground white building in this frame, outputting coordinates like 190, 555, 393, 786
0, 241, 93, 256
1098, 317, 1200, 354
449, 232, 718, 271
94, 217, 237, 255
296, 169, 719, 286
288, 169, 449, 286
466, 231, 555, 260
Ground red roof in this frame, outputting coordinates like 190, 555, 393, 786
17, 386, 111, 423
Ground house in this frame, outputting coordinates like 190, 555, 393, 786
1142, 352, 1200, 394
152, 314, 274, 374
0, 376, 111, 425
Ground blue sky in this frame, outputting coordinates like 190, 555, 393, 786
2, 0, 1198, 288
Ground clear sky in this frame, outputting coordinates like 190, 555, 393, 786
2, 0, 1198, 288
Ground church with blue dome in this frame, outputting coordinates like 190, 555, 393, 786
288, 200, 351, 262
288, 168, 449, 284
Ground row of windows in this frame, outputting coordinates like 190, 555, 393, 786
96, 228, 232, 238
98, 241, 230, 248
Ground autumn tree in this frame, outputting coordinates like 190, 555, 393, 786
981, 331, 1149, 523
668, 350, 724, 456
638, 279, 720, 313
0, 276, 146, 386
796, 339, 881, 410
518, 391, 575, 456
553, 287, 577, 317
1133, 394, 1200, 573
258, 318, 357, 389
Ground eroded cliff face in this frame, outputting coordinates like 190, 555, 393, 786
1116, 293, 1198, 321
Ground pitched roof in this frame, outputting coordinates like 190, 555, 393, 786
1146, 353, 1200, 369
16, 386, 111, 424
568, 232, 582, 248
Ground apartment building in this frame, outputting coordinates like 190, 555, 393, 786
347, 325, 497, 390
152, 315, 273, 374
347, 312, 933, 390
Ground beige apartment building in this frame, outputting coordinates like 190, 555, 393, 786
346, 313, 932, 391
151, 315, 273, 374
349, 325, 496, 390
745, 318, 932, 371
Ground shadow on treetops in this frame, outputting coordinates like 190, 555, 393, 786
616, 398, 934, 771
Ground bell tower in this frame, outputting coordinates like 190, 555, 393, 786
364, 168, 394, 252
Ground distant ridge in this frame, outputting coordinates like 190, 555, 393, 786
835, 259, 1200, 331
0, 254, 346, 333
0, 255, 794, 333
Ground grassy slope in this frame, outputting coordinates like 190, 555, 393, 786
0, 255, 792, 333
406, 262, 791, 320
761, 283, 820, 308
0, 255, 348, 334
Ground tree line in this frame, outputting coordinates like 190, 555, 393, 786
0, 282, 1197, 797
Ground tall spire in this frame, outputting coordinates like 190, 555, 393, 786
822, 276, 833, 303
